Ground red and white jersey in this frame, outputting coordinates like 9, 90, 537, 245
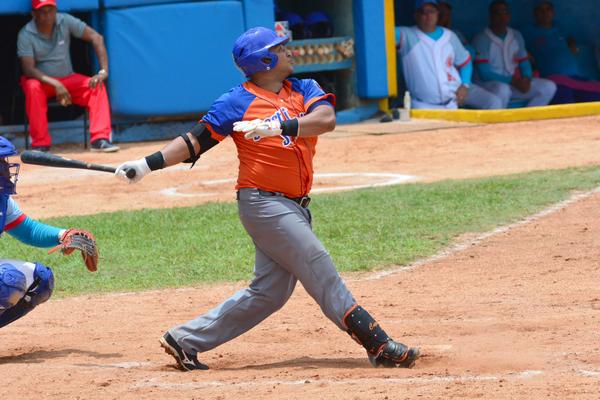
397, 26, 470, 105
473, 27, 529, 77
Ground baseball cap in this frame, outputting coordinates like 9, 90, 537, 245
415, 0, 439, 9
32, 0, 57, 10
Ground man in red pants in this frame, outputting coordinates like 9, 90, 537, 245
17, 0, 119, 152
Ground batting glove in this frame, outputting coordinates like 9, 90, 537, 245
115, 158, 150, 184
233, 119, 282, 139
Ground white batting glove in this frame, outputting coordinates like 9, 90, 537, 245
115, 158, 150, 184
233, 119, 282, 139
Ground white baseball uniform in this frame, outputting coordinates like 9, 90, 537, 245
472, 27, 557, 107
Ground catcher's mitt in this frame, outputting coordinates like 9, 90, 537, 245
48, 229, 98, 272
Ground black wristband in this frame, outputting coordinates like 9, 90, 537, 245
145, 151, 165, 171
280, 118, 299, 137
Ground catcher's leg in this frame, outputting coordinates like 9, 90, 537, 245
344, 305, 420, 368
0, 261, 54, 328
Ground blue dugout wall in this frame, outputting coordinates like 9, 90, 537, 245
102, 0, 274, 116
0, 0, 99, 14
103, 2, 245, 115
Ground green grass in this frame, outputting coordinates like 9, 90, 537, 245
4, 166, 600, 297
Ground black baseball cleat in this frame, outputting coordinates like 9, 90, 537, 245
368, 340, 420, 368
159, 332, 209, 371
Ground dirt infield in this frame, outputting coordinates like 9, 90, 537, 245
2, 116, 600, 399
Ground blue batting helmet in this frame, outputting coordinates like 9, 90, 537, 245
232, 27, 290, 77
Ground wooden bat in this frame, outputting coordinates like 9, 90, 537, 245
20, 150, 136, 179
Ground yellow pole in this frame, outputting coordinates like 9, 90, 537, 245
384, 0, 397, 98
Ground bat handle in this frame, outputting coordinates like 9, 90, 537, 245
125, 168, 137, 179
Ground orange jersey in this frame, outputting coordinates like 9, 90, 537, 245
202, 78, 335, 198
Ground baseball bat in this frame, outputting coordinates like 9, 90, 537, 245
20, 150, 136, 179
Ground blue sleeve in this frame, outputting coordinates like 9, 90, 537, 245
459, 60, 473, 86
307, 100, 334, 113
477, 62, 512, 83
291, 79, 336, 111
7, 217, 61, 248
519, 60, 533, 78
201, 86, 252, 136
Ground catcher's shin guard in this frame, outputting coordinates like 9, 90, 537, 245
343, 305, 420, 368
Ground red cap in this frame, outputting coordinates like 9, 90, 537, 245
32, 0, 57, 10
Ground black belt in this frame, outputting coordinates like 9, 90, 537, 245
238, 189, 311, 208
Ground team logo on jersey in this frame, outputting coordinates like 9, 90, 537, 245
252, 108, 305, 147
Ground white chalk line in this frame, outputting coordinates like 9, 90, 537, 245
359, 187, 600, 281
159, 172, 417, 198
579, 370, 600, 377
133, 370, 544, 390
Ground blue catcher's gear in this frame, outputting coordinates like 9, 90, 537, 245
0, 137, 20, 233
0, 136, 18, 158
0, 263, 27, 311
232, 27, 290, 77
0, 261, 54, 328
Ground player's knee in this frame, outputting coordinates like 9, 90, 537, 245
488, 95, 504, 110
22, 79, 43, 93
29, 263, 54, 306
0, 263, 28, 311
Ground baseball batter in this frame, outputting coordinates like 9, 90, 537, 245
0, 136, 97, 328
115, 27, 420, 371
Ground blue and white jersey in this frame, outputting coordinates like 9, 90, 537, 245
396, 26, 471, 105
472, 27, 529, 78
2, 198, 25, 234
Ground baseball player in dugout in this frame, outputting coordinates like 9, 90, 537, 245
17, 0, 119, 153
115, 27, 420, 371
471, 0, 557, 108
0, 136, 98, 329
396, 0, 504, 110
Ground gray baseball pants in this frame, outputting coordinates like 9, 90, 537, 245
170, 188, 356, 354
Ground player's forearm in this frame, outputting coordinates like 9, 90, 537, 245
91, 36, 109, 72
161, 134, 199, 167
458, 60, 473, 86
296, 105, 336, 137
7, 217, 61, 248
518, 60, 533, 79
476, 63, 512, 84
22, 64, 61, 87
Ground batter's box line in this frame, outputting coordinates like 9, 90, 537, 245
133, 370, 543, 390
359, 187, 600, 282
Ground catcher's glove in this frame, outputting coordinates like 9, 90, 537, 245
48, 229, 98, 272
